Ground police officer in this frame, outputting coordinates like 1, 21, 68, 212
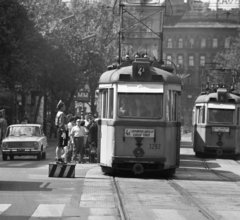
55, 100, 68, 163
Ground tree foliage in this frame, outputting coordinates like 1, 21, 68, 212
0, 0, 120, 120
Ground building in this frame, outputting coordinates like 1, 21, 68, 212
163, 0, 240, 128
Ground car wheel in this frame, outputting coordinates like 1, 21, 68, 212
9, 155, 14, 160
2, 153, 7, 161
42, 152, 46, 160
37, 152, 42, 160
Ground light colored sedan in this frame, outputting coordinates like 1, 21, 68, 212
1, 124, 48, 160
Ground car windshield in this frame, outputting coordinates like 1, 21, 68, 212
7, 126, 41, 137
118, 93, 163, 119
208, 109, 234, 124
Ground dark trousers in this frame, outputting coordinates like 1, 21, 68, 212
72, 136, 84, 162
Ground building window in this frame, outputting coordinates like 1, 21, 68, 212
213, 38, 218, 48
189, 38, 194, 48
200, 55, 205, 66
178, 38, 183, 48
188, 55, 194, 66
177, 55, 183, 67
167, 38, 172, 48
201, 38, 206, 48
166, 55, 172, 65
225, 38, 230, 48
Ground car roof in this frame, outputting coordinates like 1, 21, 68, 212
9, 124, 42, 127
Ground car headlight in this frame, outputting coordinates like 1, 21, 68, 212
2, 142, 8, 150
33, 142, 40, 149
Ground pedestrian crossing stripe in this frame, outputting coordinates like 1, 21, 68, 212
8, 162, 33, 167
31, 204, 65, 217
0, 204, 11, 214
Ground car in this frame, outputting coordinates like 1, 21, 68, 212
1, 124, 48, 161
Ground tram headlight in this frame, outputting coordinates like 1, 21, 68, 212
2, 142, 8, 150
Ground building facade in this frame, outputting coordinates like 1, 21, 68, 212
163, 0, 240, 129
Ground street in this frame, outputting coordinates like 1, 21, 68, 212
0, 134, 240, 220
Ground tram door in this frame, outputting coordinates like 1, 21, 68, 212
99, 87, 115, 166
165, 89, 181, 166
193, 104, 206, 152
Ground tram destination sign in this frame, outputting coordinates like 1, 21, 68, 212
124, 128, 155, 138
212, 127, 230, 133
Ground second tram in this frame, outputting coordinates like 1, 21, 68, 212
192, 87, 240, 158
97, 58, 182, 175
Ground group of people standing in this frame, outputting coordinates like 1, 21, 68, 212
55, 100, 98, 164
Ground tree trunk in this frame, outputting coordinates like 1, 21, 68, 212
33, 94, 43, 123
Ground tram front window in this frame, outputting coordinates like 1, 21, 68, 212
118, 93, 163, 119
208, 109, 234, 124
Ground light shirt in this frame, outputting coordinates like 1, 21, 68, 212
67, 122, 73, 133
70, 125, 85, 137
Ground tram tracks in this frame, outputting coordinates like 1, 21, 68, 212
112, 174, 221, 220
112, 177, 128, 220
167, 179, 221, 220
201, 158, 240, 185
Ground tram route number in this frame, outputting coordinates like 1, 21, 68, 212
149, 143, 161, 150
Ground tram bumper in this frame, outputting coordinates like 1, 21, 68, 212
112, 156, 166, 172
203, 146, 236, 156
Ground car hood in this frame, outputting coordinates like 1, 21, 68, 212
2, 136, 43, 142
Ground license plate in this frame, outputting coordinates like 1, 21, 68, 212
212, 127, 229, 132
17, 149, 25, 151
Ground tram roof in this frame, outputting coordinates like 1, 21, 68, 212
99, 66, 181, 84
195, 92, 240, 104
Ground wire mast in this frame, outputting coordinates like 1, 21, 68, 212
118, 0, 166, 64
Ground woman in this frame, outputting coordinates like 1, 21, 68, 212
70, 119, 86, 163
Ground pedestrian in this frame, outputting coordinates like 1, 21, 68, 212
80, 120, 89, 158
65, 115, 75, 162
84, 114, 90, 127
70, 118, 86, 163
55, 100, 68, 163
87, 116, 98, 149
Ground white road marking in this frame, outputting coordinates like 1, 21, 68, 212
0, 204, 11, 214
0, 162, 10, 165
31, 204, 65, 217
8, 162, 34, 167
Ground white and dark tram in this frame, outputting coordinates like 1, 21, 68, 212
97, 58, 182, 175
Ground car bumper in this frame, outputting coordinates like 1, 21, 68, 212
2, 149, 41, 156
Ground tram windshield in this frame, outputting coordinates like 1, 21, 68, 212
118, 93, 163, 119
208, 109, 234, 124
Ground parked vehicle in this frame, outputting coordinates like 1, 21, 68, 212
1, 124, 48, 160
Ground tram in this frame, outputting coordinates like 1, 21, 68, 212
97, 59, 182, 175
192, 69, 240, 158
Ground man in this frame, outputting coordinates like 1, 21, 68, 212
70, 119, 86, 163
87, 117, 98, 149
55, 100, 68, 163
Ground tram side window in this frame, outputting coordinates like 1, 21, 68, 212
108, 89, 113, 119
101, 89, 114, 119
198, 106, 205, 124
167, 90, 178, 121
102, 90, 108, 118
